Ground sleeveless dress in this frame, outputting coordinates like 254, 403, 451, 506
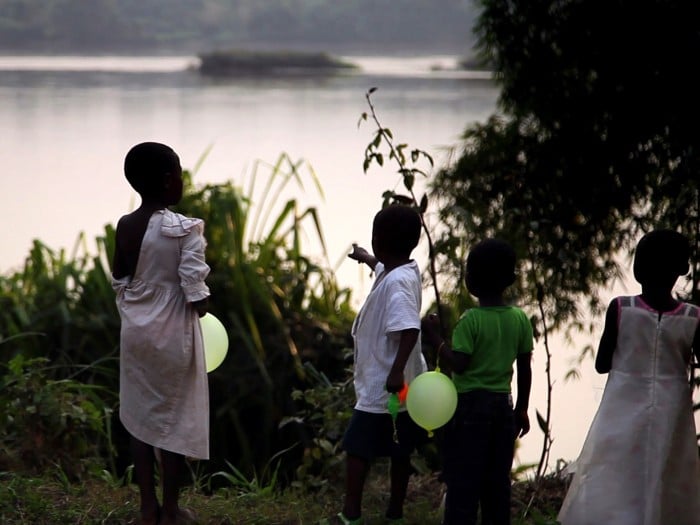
558, 295, 700, 525
112, 209, 211, 459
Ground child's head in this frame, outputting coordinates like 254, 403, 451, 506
465, 239, 516, 298
633, 229, 689, 288
371, 204, 421, 261
124, 142, 183, 203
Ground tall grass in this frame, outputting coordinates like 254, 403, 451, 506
0, 151, 570, 524
0, 153, 355, 483
0, 231, 120, 376
177, 153, 355, 478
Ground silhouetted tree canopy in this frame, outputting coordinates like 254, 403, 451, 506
431, 0, 699, 330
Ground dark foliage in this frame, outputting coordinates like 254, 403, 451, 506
432, 0, 700, 331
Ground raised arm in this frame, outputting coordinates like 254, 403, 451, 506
348, 244, 378, 270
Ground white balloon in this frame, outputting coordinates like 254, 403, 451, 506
200, 313, 228, 372
406, 371, 457, 433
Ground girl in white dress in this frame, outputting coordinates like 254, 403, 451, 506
558, 229, 700, 525
112, 142, 211, 525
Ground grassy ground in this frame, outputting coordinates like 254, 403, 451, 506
0, 462, 567, 524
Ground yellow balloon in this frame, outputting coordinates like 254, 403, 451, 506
406, 371, 457, 433
200, 313, 228, 372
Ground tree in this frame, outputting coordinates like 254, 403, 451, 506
433, 0, 699, 327
429, 0, 700, 476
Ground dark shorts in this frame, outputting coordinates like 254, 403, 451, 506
342, 409, 429, 461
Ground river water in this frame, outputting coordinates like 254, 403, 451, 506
0, 54, 494, 277
0, 54, 659, 469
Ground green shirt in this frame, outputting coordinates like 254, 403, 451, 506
451, 306, 533, 393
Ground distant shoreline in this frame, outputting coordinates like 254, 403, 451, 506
0, 53, 494, 79
197, 49, 357, 77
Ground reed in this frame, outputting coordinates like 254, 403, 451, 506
0, 152, 355, 482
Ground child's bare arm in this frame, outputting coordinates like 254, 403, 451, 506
514, 352, 532, 437
595, 299, 619, 373
436, 341, 470, 374
421, 313, 470, 373
386, 328, 419, 392
348, 244, 378, 270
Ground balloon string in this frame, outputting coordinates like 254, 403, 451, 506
435, 348, 443, 373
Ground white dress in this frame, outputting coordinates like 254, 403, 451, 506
112, 209, 211, 459
558, 295, 700, 525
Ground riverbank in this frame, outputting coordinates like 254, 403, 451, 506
197, 49, 358, 76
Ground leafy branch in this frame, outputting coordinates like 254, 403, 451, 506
359, 87, 445, 339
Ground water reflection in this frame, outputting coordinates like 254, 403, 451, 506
1, 55, 497, 277
0, 54, 493, 81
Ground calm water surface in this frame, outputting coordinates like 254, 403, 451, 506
1, 54, 495, 278
1, 55, 653, 468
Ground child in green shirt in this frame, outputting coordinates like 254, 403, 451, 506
423, 238, 533, 525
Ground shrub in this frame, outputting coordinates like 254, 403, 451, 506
0, 355, 110, 480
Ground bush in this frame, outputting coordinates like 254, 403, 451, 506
0, 355, 110, 480
286, 361, 355, 492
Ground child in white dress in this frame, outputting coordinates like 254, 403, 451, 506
112, 142, 210, 525
558, 229, 700, 525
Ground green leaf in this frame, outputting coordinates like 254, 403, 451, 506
536, 410, 548, 434
419, 193, 428, 213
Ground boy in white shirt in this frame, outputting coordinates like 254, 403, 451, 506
336, 204, 428, 524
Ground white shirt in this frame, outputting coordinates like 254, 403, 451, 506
351, 260, 427, 413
